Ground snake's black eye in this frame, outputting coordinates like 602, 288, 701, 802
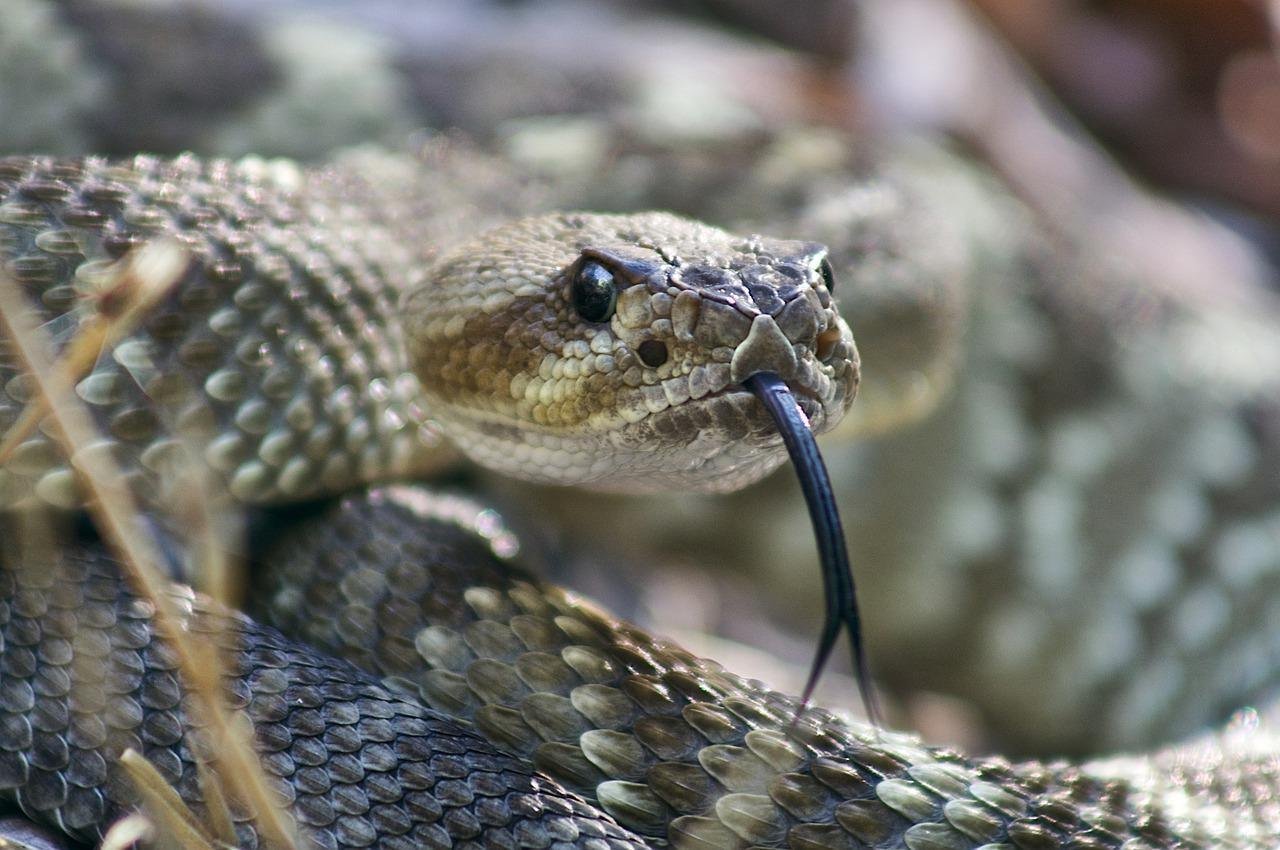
818, 257, 835, 292
572, 261, 617, 323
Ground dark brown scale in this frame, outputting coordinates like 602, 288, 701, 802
57, 206, 106, 230
6, 256, 62, 285
0, 160, 36, 182
80, 182, 131, 206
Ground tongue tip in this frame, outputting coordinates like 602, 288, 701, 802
745, 370, 882, 729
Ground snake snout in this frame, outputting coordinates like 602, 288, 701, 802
720, 290, 858, 439
727, 289, 840, 380
730, 314, 800, 383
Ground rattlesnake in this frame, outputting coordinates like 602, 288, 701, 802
2, 0, 1280, 847
0, 142, 1277, 850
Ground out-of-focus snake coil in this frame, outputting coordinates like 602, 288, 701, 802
0, 154, 1277, 849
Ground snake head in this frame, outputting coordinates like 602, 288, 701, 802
407, 212, 858, 492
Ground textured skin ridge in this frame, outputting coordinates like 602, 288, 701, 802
259, 487, 1280, 849
0, 533, 651, 850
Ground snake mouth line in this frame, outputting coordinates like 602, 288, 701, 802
697, 379, 831, 435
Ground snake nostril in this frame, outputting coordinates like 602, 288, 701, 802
815, 328, 841, 363
637, 339, 669, 367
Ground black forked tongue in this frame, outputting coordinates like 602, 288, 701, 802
745, 372, 882, 728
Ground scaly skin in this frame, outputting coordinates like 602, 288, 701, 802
0, 1, 1274, 844
510, 136, 1280, 756
258, 487, 1280, 849
0, 151, 858, 846
2, 491, 1279, 849
0, 154, 856, 510
0, 524, 650, 850
0, 152, 1278, 847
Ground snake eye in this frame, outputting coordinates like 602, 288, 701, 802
817, 258, 835, 292
572, 261, 617, 323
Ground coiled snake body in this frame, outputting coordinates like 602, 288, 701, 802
0, 153, 1277, 850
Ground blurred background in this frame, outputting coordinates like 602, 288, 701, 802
3, 0, 1280, 760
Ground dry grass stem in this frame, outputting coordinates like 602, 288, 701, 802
100, 813, 154, 850
0, 252, 298, 850
195, 757, 242, 848
120, 750, 219, 850
0, 242, 186, 465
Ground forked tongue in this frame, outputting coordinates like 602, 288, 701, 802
745, 372, 882, 728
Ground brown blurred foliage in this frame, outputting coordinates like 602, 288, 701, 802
972, 0, 1280, 220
